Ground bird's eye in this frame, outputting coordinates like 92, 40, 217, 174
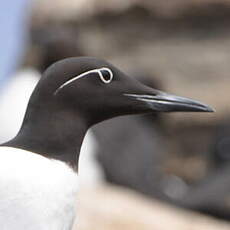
100, 69, 111, 81
98, 68, 113, 84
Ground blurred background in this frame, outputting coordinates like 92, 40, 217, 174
1, 0, 230, 229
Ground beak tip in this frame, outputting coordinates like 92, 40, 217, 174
204, 106, 215, 113
188, 103, 215, 113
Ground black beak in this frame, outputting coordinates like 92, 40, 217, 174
124, 92, 214, 112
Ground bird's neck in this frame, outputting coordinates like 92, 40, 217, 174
2, 110, 89, 170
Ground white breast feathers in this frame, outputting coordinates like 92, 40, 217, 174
0, 147, 78, 230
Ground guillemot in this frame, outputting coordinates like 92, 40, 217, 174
0, 57, 213, 230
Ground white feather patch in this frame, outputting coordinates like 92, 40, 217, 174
0, 147, 78, 230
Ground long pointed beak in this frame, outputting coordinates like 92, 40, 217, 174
124, 92, 214, 112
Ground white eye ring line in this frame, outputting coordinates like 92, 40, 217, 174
98, 67, 113, 84
54, 67, 113, 95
